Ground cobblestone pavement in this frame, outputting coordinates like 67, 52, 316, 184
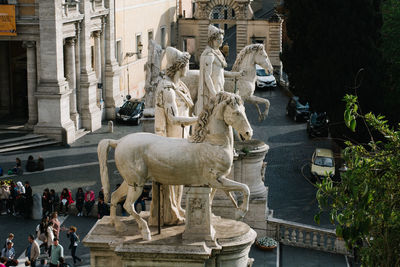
0, 87, 344, 266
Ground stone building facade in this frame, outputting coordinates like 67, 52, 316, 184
115, 0, 192, 100
0, 0, 120, 144
178, 0, 283, 73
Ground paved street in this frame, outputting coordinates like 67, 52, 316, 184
0, 87, 344, 266
247, 88, 335, 228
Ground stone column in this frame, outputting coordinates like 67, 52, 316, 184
65, 38, 79, 129
93, 31, 102, 83
75, 22, 82, 120
23, 41, 38, 129
35, 0, 75, 144
78, 0, 101, 131
103, 0, 122, 120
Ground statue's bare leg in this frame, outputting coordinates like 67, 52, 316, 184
175, 185, 185, 217
110, 181, 128, 232
208, 176, 250, 219
124, 185, 151, 241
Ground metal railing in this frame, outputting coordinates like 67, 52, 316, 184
266, 217, 350, 255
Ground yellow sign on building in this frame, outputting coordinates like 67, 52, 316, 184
0, 5, 17, 36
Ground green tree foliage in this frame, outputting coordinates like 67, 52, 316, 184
281, 0, 384, 139
381, 0, 400, 122
316, 95, 400, 266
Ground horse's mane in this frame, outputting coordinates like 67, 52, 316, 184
232, 44, 265, 72
190, 92, 242, 143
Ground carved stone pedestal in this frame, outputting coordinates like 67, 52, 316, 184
83, 215, 256, 267
183, 187, 216, 246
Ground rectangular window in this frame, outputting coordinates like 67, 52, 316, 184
136, 34, 142, 59
148, 30, 153, 42
160, 26, 166, 49
116, 39, 122, 66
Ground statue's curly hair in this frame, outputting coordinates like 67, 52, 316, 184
166, 53, 190, 78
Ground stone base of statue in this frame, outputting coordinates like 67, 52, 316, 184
141, 108, 155, 133
83, 214, 256, 267
211, 140, 271, 237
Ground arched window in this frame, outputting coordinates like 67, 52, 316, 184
209, 5, 235, 20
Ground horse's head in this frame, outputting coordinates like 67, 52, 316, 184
221, 93, 253, 141
254, 45, 273, 75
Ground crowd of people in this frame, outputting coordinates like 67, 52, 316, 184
0, 156, 45, 177
0, 213, 83, 267
41, 187, 109, 219
0, 181, 33, 218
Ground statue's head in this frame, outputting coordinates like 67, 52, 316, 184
165, 47, 190, 79
208, 24, 224, 48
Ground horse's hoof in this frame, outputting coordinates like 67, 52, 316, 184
142, 228, 151, 241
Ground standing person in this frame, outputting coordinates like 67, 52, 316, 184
4, 234, 14, 249
42, 189, 51, 216
50, 212, 61, 239
66, 226, 82, 265
98, 188, 104, 201
36, 217, 48, 247
84, 188, 95, 216
97, 198, 109, 219
24, 181, 33, 219
49, 238, 63, 267
49, 189, 59, 214
8, 182, 17, 215
46, 222, 55, 255
25, 156, 36, 172
1, 242, 17, 266
25, 235, 39, 267
0, 182, 10, 215
151, 46, 198, 226
59, 188, 74, 215
75, 188, 84, 216
195, 24, 242, 115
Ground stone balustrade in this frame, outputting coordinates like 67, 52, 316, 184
266, 217, 349, 255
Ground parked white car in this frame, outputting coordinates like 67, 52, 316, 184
255, 64, 277, 89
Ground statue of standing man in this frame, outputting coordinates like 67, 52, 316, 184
195, 24, 242, 115
150, 47, 197, 226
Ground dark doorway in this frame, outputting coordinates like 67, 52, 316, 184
0, 41, 28, 124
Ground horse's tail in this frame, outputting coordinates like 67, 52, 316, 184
97, 139, 119, 203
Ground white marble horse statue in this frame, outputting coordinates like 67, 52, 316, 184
183, 43, 273, 121
97, 92, 253, 241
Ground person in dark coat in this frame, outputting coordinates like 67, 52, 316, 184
36, 157, 44, 171
97, 198, 109, 219
25, 156, 36, 172
75, 188, 84, 217
66, 226, 81, 265
24, 181, 33, 218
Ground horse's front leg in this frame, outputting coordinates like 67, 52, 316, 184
208, 176, 250, 219
246, 95, 270, 121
